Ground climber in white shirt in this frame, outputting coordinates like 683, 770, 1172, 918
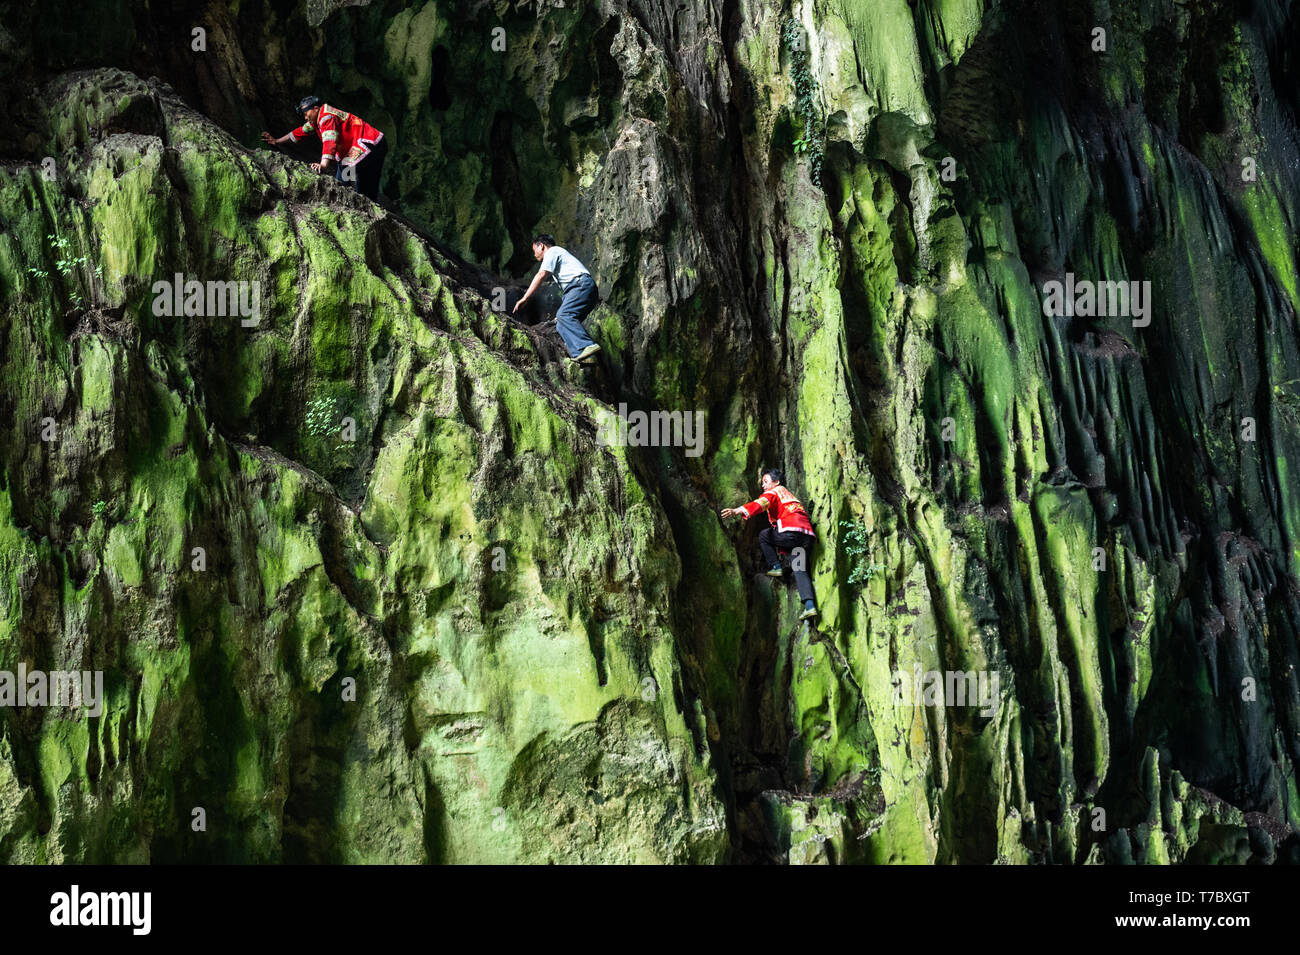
514, 234, 602, 361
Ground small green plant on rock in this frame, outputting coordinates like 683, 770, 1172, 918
305, 393, 359, 456
841, 520, 884, 587
27, 232, 101, 308
783, 17, 826, 186
305, 395, 342, 437
92, 500, 109, 519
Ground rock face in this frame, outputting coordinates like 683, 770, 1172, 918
0, 0, 1297, 863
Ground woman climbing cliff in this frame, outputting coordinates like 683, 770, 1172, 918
261, 95, 388, 200
721, 468, 819, 620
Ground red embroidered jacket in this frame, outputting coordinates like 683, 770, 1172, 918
290, 104, 384, 166
740, 485, 815, 535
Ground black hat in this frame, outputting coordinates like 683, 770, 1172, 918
296, 95, 322, 114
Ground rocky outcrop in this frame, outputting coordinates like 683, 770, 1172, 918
1, 72, 726, 863
1, 0, 1297, 863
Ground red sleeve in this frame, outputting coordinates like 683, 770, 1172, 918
287, 123, 312, 143
740, 491, 776, 519
316, 112, 341, 160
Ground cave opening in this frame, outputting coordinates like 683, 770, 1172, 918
490, 111, 536, 275
428, 45, 453, 111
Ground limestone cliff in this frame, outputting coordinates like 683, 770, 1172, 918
0, 0, 1297, 863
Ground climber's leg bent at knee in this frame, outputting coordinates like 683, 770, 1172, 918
556, 273, 600, 358
760, 528, 817, 603
758, 526, 785, 574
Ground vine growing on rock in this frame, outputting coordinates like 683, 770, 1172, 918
305, 395, 343, 437
782, 17, 825, 187
841, 520, 884, 587
26, 231, 101, 309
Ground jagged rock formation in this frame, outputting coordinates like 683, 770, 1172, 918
1, 0, 1297, 863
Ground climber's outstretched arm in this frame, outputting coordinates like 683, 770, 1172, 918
512, 270, 550, 314
721, 494, 774, 520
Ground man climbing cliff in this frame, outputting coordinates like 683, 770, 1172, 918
512, 235, 601, 361
720, 468, 819, 621
261, 96, 388, 200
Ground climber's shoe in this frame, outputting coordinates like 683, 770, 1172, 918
571, 344, 602, 362
799, 605, 819, 621
766, 565, 785, 577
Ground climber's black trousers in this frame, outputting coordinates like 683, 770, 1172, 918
337, 136, 388, 199
758, 527, 817, 604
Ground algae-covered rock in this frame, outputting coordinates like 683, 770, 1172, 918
0, 71, 726, 864
1, 0, 1298, 864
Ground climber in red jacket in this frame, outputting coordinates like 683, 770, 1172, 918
261, 95, 388, 200
720, 468, 818, 620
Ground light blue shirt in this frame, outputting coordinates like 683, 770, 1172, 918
540, 245, 590, 292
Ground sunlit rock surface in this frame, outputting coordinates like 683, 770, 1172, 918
1, 0, 1296, 863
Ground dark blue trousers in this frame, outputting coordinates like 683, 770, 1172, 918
556, 274, 599, 356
